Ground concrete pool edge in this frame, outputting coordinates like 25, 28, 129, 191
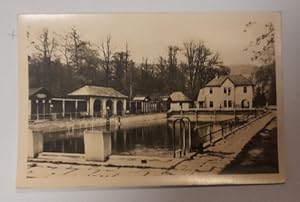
29, 113, 167, 133
28, 152, 197, 170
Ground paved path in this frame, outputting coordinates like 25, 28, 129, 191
170, 112, 276, 175
27, 112, 275, 179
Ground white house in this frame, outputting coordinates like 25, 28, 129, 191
197, 75, 254, 109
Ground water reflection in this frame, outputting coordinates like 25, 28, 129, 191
112, 123, 175, 156
42, 119, 224, 157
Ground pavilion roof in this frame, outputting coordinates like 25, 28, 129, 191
68, 85, 128, 99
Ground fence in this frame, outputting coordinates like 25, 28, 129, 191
194, 110, 269, 149
29, 111, 91, 121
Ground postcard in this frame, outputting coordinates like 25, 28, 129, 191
17, 12, 285, 188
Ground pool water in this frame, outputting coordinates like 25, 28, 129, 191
42, 119, 224, 157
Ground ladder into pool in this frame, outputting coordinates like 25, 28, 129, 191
172, 117, 192, 158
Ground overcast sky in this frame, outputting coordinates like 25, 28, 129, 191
23, 13, 279, 66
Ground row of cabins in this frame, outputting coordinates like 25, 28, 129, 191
29, 86, 191, 120
29, 74, 254, 120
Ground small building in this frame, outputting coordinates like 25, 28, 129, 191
168, 91, 192, 111
130, 96, 151, 113
68, 85, 128, 117
127, 95, 170, 114
29, 87, 53, 120
197, 74, 254, 109
159, 95, 171, 112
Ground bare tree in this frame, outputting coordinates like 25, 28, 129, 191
166, 46, 181, 92
182, 40, 222, 99
244, 22, 275, 65
68, 28, 87, 71
112, 51, 127, 91
100, 35, 113, 87
244, 22, 276, 105
33, 28, 58, 63
59, 33, 72, 67
31, 28, 59, 87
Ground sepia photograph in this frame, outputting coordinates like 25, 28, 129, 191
17, 12, 284, 188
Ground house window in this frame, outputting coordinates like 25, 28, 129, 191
209, 88, 213, 94
209, 101, 213, 108
228, 100, 232, 108
228, 87, 231, 95
224, 87, 227, 94
243, 86, 247, 93
224, 100, 227, 108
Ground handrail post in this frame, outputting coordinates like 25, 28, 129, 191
172, 117, 190, 158
172, 120, 176, 158
181, 117, 191, 153
196, 110, 198, 126
221, 123, 224, 141
180, 120, 186, 157
182, 123, 186, 156
173, 129, 175, 158
179, 120, 182, 158
209, 124, 213, 146
188, 121, 191, 152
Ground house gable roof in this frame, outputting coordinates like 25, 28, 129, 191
205, 74, 253, 87
169, 91, 191, 102
68, 85, 128, 99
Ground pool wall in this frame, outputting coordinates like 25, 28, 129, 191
29, 113, 167, 133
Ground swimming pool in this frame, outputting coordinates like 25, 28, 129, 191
42, 119, 227, 157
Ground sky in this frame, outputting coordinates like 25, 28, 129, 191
22, 12, 279, 66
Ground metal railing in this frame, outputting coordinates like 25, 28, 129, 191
194, 110, 269, 149
172, 117, 192, 158
29, 112, 96, 121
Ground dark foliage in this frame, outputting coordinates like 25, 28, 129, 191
244, 22, 277, 106
29, 28, 229, 99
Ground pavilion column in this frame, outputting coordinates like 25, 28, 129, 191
141, 102, 144, 113
249, 97, 253, 109
42, 99, 46, 119
147, 102, 150, 113
36, 100, 39, 120
28, 100, 32, 119
86, 100, 90, 115
123, 99, 126, 115
113, 131, 117, 148
113, 100, 117, 116
123, 131, 127, 149
145, 102, 148, 113
89, 97, 95, 117
75, 100, 78, 117
102, 98, 107, 117
62, 100, 65, 118
143, 102, 145, 113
